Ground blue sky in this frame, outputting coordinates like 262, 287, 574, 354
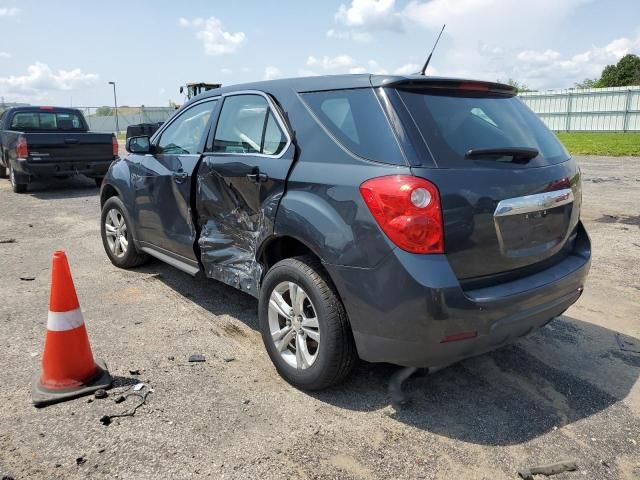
0, 0, 639, 107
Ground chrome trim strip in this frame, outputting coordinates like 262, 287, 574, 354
494, 188, 574, 217
139, 246, 201, 276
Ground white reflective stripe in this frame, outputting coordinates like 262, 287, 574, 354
47, 308, 85, 332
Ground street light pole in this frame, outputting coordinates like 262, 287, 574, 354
108, 81, 119, 134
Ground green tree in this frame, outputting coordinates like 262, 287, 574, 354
95, 106, 113, 116
596, 54, 640, 87
499, 78, 533, 92
575, 78, 599, 89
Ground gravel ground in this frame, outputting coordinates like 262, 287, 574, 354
0, 156, 639, 480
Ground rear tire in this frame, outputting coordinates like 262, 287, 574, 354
100, 196, 149, 268
259, 255, 357, 390
9, 165, 27, 193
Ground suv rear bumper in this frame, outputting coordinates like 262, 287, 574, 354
11, 157, 114, 178
325, 222, 591, 367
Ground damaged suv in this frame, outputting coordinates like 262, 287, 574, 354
99, 75, 591, 390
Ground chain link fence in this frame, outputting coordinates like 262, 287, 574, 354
519, 86, 640, 132
77, 106, 177, 134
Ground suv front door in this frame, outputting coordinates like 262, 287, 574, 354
196, 92, 294, 294
133, 99, 217, 267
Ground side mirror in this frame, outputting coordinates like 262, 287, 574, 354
126, 135, 152, 154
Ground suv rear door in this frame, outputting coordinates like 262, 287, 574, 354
387, 83, 582, 283
196, 92, 294, 294
131, 99, 218, 266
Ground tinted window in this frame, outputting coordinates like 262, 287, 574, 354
301, 88, 404, 165
10, 111, 84, 131
157, 100, 215, 155
398, 89, 569, 167
213, 95, 287, 156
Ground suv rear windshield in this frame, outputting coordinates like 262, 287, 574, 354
10, 111, 85, 131
301, 88, 404, 165
397, 89, 569, 168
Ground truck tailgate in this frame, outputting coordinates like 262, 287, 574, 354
26, 133, 114, 162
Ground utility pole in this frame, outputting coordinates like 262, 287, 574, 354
108, 81, 119, 134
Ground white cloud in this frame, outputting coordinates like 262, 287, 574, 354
0, 7, 19, 17
0, 62, 98, 99
394, 63, 421, 75
335, 0, 404, 32
264, 66, 283, 81
326, 29, 372, 43
179, 17, 246, 55
0, 52, 11, 59
307, 54, 356, 70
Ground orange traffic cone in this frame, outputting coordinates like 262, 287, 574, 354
32, 251, 112, 407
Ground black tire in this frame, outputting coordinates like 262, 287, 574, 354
9, 165, 27, 193
259, 255, 357, 390
94, 177, 104, 188
100, 196, 149, 268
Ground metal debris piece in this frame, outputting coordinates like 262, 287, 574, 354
518, 460, 578, 480
94, 389, 108, 399
188, 354, 206, 363
388, 366, 418, 407
615, 333, 640, 354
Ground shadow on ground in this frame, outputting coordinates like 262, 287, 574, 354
134, 261, 640, 446
19, 175, 99, 200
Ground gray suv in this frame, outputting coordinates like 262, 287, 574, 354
99, 74, 591, 390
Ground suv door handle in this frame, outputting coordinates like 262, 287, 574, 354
173, 170, 188, 183
246, 172, 268, 183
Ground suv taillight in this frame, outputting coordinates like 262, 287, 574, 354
112, 136, 119, 157
16, 136, 28, 158
359, 175, 444, 254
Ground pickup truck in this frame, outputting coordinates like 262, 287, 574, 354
0, 106, 118, 192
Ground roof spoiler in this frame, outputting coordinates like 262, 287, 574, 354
376, 77, 517, 96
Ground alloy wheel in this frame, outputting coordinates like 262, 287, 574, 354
104, 208, 129, 258
268, 281, 320, 370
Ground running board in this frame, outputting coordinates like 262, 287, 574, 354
140, 247, 201, 277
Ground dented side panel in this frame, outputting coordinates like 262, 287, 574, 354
196, 148, 295, 297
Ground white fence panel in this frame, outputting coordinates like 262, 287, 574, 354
519, 86, 640, 132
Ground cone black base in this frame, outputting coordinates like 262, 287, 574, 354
32, 358, 112, 408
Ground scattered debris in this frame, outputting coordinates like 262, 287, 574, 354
0, 238, 16, 244
616, 333, 640, 354
601, 460, 610, 468
100, 391, 151, 426
94, 389, 108, 399
129, 369, 140, 375
167, 356, 175, 361
223, 357, 235, 363
2, 475, 16, 480
243, 399, 250, 405
188, 354, 206, 363
114, 395, 126, 404
76, 457, 86, 466
133, 383, 145, 391
518, 460, 578, 480
19, 276, 35, 281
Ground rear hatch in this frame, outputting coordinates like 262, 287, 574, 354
391, 81, 581, 283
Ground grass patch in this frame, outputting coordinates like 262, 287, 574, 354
556, 132, 640, 156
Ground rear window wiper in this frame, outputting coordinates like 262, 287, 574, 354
465, 147, 539, 163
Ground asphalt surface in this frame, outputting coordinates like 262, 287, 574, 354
0, 156, 639, 479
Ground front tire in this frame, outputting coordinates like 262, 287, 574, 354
100, 196, 149, 268
259, 255, 357, 390
9, 165, 27, 193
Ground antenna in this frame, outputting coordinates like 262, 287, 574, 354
420, 24, 446, 76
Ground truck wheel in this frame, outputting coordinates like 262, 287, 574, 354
9, 166, 27, 193
259, 255, 357, 390
100, 196, 149, 268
